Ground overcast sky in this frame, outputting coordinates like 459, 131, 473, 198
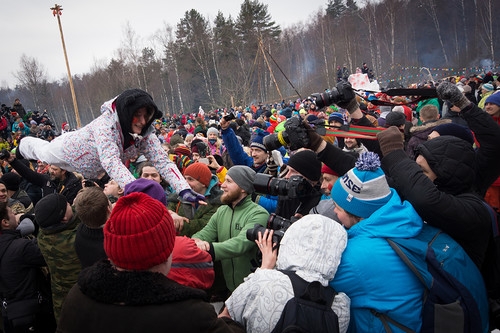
1, 0, 327, 88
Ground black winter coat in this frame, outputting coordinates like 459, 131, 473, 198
380, 103, 500, 269
57, 260, 245, 333
0, 230, 46, 302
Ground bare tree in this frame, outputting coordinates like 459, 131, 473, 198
478, 0, 495, 62
14, 54, 47, 110
118, 21, 143, 88
419, 0, 449, 64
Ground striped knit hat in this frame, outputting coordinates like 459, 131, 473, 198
104, 192, 175, 270
331, 152, 392, 218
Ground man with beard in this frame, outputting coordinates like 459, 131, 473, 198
0, 150, 81, 204
192, 165, 269, 293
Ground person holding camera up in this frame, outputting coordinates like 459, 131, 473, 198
219, 214, 350, 333
282, 81, 500, 329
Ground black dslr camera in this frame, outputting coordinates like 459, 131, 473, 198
253, 174, 313, 199
263, 117, 308, 151
246, 213, 297, 247
311, 81, 357, 109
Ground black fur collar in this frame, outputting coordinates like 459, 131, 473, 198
78, 260, 208, 305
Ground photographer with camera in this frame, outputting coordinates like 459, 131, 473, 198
253, 149, 322, 220
219, 214, 350, 333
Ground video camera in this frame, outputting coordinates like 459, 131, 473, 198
253, 173, 314, 199
246, 213, 297, 247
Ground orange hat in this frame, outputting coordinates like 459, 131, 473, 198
183, 163, 212, 188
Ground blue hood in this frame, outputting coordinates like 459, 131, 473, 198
347, 189, 423, 239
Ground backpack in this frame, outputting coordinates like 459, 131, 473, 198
373, 224, 489, 333
477, 200, 500, 329
271, 270, 340, 333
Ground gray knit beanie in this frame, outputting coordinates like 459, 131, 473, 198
226, 165, 256, 194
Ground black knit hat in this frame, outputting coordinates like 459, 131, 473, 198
34, 193, 68, 232
385, 111, 406, 127
287, 150, 321, 182
1, 172, 21, 191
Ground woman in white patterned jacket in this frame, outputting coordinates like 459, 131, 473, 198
17, 89, 204, 204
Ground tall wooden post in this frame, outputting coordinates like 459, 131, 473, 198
51, 4, 81, 128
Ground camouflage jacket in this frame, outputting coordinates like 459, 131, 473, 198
38, 215, 81, 322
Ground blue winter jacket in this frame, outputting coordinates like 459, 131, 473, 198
330, 189, 424, 333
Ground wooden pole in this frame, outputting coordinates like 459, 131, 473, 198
51, 4, 81, 128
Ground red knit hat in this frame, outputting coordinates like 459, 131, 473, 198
183, 163, 212, 188
321, 164, 339, 177
104, 192, 175, 270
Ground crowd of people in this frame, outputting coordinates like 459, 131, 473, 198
0, 70, 499, 333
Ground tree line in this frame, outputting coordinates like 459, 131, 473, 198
0, 0, 498, 129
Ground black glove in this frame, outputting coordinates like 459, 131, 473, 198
376, 126, 404, 157
335, 81, 359, 114
302, 121, 325, 152
436, 81, 470, 110
283, 117, 309, 151
179, 189, 205, 204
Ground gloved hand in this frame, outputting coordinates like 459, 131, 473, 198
302, 121, 325, 152
376, 126, 404, 157
179, 189, 206, 205
265, 156, 278, 177
335, 81, 359, 114
436, 81, 471, 110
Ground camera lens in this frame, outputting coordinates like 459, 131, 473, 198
246, 224, 268, 242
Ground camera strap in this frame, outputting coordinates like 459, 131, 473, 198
322, 125, 386, 140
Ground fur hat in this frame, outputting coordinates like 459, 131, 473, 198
183, 163, 212, 188
287, 150, 321, 182
226, 165, 256, 194
34, 194, 68, 232
330, 152, 392, 218
124, 178, 167, 206
104, 192, 175, 270
0, 172, 21, 191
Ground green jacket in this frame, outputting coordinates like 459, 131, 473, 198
168, 175, 223, 237
192, 195, 269, 292
38, 215, 81, 322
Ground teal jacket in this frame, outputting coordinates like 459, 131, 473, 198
192, 195, 269, 291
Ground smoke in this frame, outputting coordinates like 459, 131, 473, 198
479, 59, 494, 73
